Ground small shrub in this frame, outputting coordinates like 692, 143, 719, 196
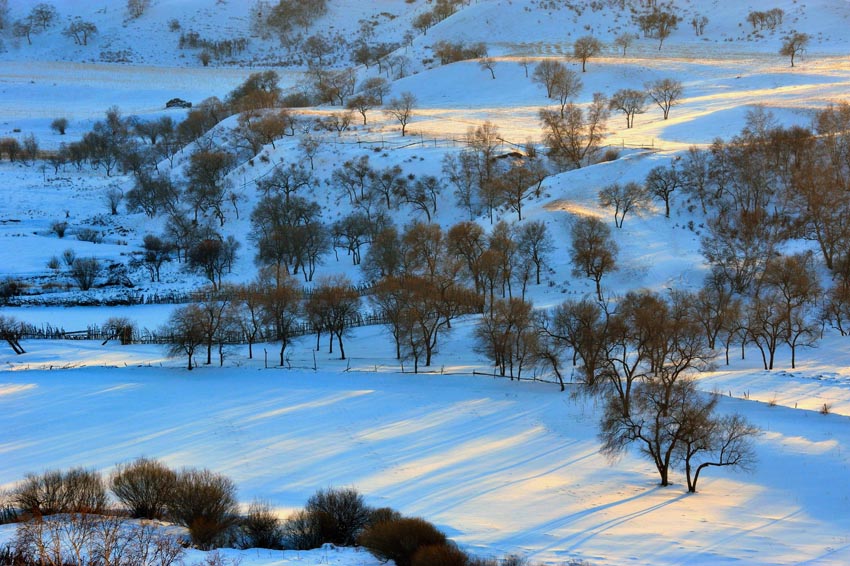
110, 457, 176, 519
359, 517, 447, 566
47, 256, 61, 270
281, 92, 312, 107
169, 18, 181, 31
0, 278, 26, 303
305, 487, 372, 546
103, 317, 136, 345
76, 228, 103, 243
70, 257, 101, 290
821, 402, 832, 415
167, 468, 239, 550
601, 148, 619, 162
62, 248, 76, 267
238, 499, 284, 550
51, 221, 68, 238
282, 509, 324, 550
50, 117, 68, 135
412, 544, 469, 566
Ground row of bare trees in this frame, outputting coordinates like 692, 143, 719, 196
366, 218, 552, 371
164, 269, 360, 369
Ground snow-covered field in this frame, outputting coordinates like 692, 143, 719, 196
3, 0, 850, 564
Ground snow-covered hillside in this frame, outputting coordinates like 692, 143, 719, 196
3, 0, 850, 565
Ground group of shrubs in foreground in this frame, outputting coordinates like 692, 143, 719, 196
0, 459, 562, 566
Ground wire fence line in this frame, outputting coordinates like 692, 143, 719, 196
16, 311, 392, 346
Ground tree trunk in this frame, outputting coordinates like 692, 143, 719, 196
337, 332, 345, 360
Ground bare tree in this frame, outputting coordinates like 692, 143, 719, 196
745, 290, 785, 370
531, 59, 567, 98
637, 7, 680, 50
608, 88, 647, 129
598, 181, 648, 227
51, 117, 68, 135
71, 257, 101, 290
346, 93, 378, 125
187, 235, 240, 290
614, 32, 634, 57
256, 161, 313, 202
359, 76, 391, 105
479, 56, 496, 79
551, 67, 583, 118
63, 19, 97, 45
569, 216, 617, 301
0, 315, 25, 354
258, 269, 302, 366
474, 297, 537, 379
305, 275, 360, 359
104, 186, 123, 215
383, 92, 417, 136
780, 32, 810, 67
29, 3, 56, 30
442, 151, 480, 219
645, 165, 680, 218
516, 220, 554, 285
539, 92, 609, 170
493, 159, 545, 221
762, 253, 822, 368
127, 0, 150, 19
13, 18, 33, 45
677, 411, 758, 493
140, 234, 172, 282
645, 78, 683, 120
690, 14, 709, 36
573, 35, 602, 72
165, 303, 207, 370
298, 133, 321, 170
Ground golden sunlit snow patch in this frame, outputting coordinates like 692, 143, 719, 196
543, 201, 604, 218
244, 390, 374, 422
0, 383, 36, 396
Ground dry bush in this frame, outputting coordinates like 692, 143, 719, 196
368, 506, 402, 526
13, 468, 107, 516
70, 257, 101, 291
411, 543, 469, 566
50, 221, 68, 238
167, 468, 239, 549
238, 499, 284, 550
359, 517, 447, 566
110, 457, 176, 519
304, 487, 372, 546
281, 509, 324, 550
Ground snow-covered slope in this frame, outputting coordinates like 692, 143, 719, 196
3, 1, 850, 565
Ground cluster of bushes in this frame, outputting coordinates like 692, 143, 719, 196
432, 40, 487, 65
178, 31, 250, 62
3, 459, 237, 550
1, 462, 547, 566
746, 8, 784, 31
